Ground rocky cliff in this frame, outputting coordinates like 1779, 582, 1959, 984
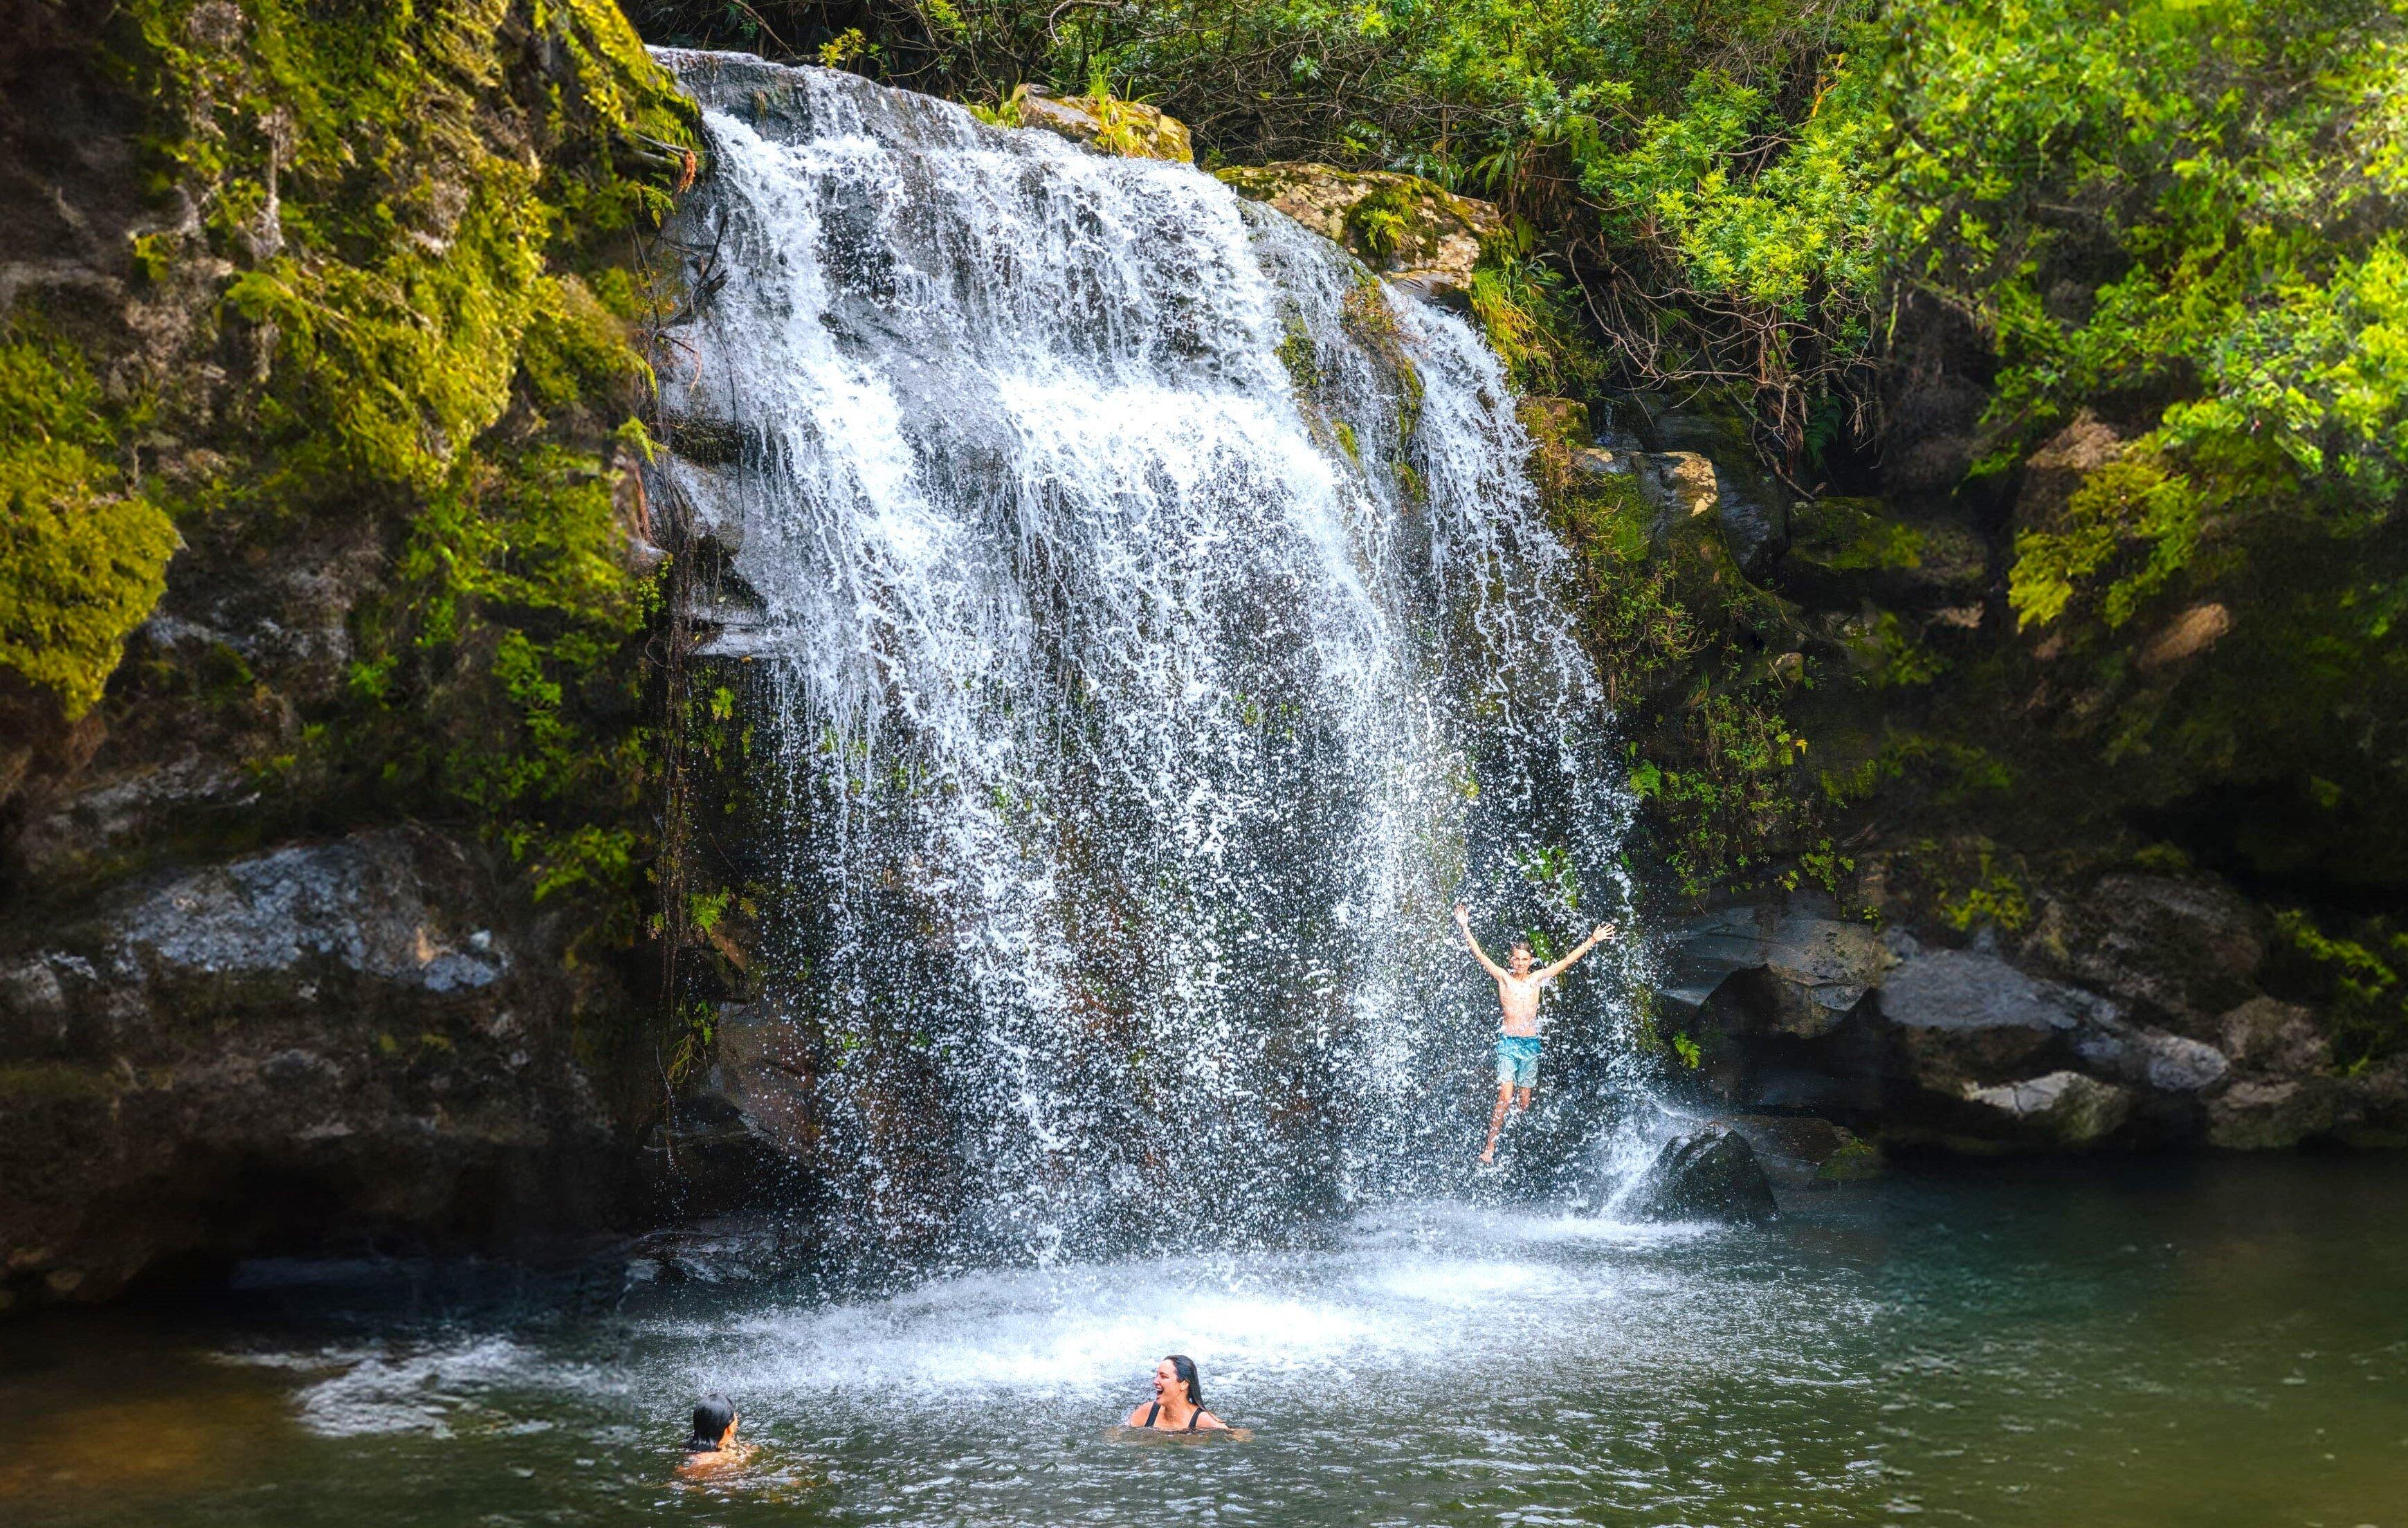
0, 0, 696, 1311
1520, 385, 2408, 1154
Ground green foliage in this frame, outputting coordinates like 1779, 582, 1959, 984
1877, 0, 2408, 629
1344, 184, 1415, 262
127, 0, 691, 497
0, 325, 177, 718
1518, 842, 1583, 912
2010, 446, 2206, 632
1821, 734, 2015, 810
1470, 223, 1603, 394
1639, 692, 1817, 899
1859, 610, 1947, 688
2272, 909, 2408, 1071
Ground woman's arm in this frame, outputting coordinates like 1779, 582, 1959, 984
1196, 1410, 1230, 1430
1538, 922, 1617, 981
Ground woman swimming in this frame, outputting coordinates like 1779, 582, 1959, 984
1123, 1354, 1229, 1432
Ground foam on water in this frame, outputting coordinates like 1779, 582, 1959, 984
21, 1161, 2402, 1528
262, 1207, 1738, 1444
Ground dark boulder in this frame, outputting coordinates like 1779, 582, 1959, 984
1720, 1113, 1884, 1186
1616, 1127, 1780, 1224
0, 828, 634, 1309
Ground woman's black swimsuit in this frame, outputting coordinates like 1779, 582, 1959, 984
1142, 1402, 1204, 1431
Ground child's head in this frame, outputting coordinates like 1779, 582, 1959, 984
1509, 940, 1533, 972
686, 1394, 738, 1451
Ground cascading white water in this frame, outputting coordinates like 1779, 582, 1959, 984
655, 53, 1635, 1264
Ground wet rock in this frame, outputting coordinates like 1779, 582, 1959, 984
2334, 1059, 2408, 1147
1661, 903, 1890, 1033
621, 1217, 810, 1286
2071, 1014, 2229, 1093
2012, 411, 2127, 532
1776, 496, 1989, 615
10, 753, 263, 887
2207, 1077, 2340, 1149
1719, 1113, 1883, 1186
2027, 875, 2265, 1035
1517, 397, 1594, 493
2136, 602, 2232, 670
691, 1000, 818, 1151
1632, 451, 1721, 522
1657, 904, 1893, 1114
1877, 939, 2099, 1094
1616, 1127, 1779, 1223
1713, 484, 1791, 585
1632, 407, 1791, 581
0, 828, 630, 1309
1215, 163, 1501, 291
2218, 997, 2328, 1075
1961, 1071, 2133, 1147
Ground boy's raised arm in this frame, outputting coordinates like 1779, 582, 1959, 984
1538, 922, 1618, 981
1454, 904, 1510, 981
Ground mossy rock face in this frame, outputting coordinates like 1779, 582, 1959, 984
0, 0, 696, 897
1216, 163, 1502, 288
1779, 496, 1987, 615
0, 1, 702, 1304
1516, 397, 1591, 487
1005, 87, 1194, 163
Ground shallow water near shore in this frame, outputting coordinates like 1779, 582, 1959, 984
6, 1154, 2405, 1527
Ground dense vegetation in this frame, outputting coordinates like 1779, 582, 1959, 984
6, 0, 2405, 1062
633, 0, 2408, 1059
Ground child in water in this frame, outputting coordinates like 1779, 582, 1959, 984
1454, 904, 1615, 1165
677, 1394, 751, 1475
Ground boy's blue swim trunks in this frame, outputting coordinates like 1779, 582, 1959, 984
1495, 1033, 1541, 1088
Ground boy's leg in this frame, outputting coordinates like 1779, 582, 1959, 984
1481, 1078, 1513, 1163
1515, 1086, 1533, 1111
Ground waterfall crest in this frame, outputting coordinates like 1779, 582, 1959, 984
655, 52, 1633, 1264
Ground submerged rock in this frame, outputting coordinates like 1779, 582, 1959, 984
1720, 1114, 1883, 1186
1616, 1127, 1780, 1224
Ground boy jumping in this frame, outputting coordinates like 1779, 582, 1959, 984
1454, 904, 1616, 1165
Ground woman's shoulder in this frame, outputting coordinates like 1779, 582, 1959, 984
1124, 1403, 1152, 1426
1197, 1410, 1230, 1430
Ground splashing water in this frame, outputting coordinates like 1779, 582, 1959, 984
655, 53, 1636, 1265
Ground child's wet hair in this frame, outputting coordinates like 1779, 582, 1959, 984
686, 1394, 737, 1451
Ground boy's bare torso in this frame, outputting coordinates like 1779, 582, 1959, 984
1490, 971, 1549, 1035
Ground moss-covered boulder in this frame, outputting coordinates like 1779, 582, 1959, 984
991, 86, 1193, 162
1216, 163, 1501, 295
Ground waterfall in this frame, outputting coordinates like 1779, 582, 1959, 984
653, 52, 1634, 1266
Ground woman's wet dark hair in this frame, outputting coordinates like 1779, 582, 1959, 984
1165, 1354, 1203, 1408
686, 1394, 737, 1452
